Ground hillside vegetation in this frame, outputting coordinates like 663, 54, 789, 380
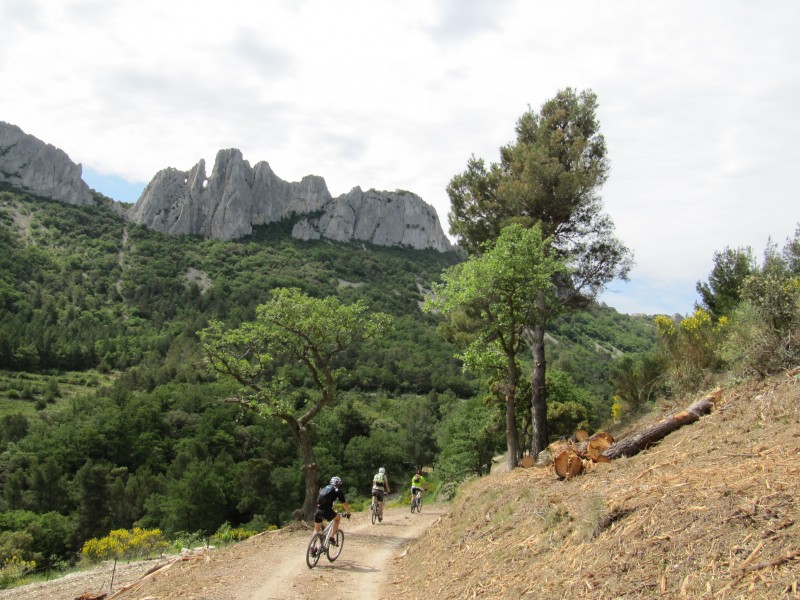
0, 188, 658, 583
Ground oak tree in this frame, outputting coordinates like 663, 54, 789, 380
199, 288, 392, 520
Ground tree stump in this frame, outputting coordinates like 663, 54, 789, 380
553, 447, 584, 479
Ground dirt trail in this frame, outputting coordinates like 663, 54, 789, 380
251, 506, 441, 600
3, 505, 443, 600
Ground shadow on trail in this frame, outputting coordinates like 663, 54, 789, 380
345, 531, 413, 545
311, 559, 379, 573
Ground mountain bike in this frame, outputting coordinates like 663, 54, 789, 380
411, 489, 423, 513
306, 512, 349, 569
370, 498, 382, 524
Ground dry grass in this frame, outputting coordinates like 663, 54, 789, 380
385, 373, 800, 599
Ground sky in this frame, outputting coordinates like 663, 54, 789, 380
2, 0, 798, 316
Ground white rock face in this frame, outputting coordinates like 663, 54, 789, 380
129, 148, 452, 251
292, 187, 452, 252
0, 121, 93, 206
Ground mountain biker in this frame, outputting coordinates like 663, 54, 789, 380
314, 476, 351, 543
371, 467, 391, 519
410, 470, 426, 504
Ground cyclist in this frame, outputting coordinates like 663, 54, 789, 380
371, 467, 391, 520
314, 476, 351, 544
410, 470, 426, 505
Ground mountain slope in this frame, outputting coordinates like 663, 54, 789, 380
386, 373, 800, 599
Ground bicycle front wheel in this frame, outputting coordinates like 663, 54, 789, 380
326, 530, 344, 561
371, 503, 378, 525
306, 534, 322, 569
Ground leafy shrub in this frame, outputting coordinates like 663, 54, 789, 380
168, 531, 206, 552
547, 401, 590, 438
210, 522, 258, 545
719, 275, 800, 377
655, 309, 725, 392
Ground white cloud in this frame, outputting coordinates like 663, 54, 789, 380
2, 0, 798, 315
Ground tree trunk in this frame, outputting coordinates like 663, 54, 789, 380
602, 389, 722, 460
505, 362, 521, 471
284, 416, 319, 521
528, 316, 549, 459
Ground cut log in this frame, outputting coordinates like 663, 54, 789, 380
581, 432, 614, 463
574, 432, 614, 459
518, 455, 536, 468
602, 388, 722, 460
573, 429, 590, 442
553, 447, 584, 479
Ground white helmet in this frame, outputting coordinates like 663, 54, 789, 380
378, 467, 386, 474
330, 476, 342, 487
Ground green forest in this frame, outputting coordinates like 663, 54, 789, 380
0, 185, 657, 577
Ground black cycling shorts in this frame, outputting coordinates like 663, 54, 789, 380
372, 488, 385, 501
314, 505, 336, 524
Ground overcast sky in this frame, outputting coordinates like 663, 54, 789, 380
2, 0, 798, 316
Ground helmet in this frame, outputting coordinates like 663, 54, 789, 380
378, 467, 386, 474
330, 476, 342, 487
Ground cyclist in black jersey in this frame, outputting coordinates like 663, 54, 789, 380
314, 476, 351, 542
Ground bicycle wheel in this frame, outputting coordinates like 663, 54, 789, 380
415, 496, 422, 513
306, 533, 322, 569
326, 530, 344, 561
371, 502, 378, 525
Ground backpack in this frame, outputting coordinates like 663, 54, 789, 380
373, 473, 385, 486
317, 484, 337, 505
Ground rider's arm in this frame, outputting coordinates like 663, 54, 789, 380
385, 476, 391, 493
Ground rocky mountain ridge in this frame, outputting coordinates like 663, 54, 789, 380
0, 121, 453, 252
0, 121, 94, 206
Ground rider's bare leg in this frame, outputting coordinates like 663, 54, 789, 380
331, 513, 342, 537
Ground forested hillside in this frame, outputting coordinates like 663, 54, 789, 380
0, 186, 657, 580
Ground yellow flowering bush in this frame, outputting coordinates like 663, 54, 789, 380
654, 314, 676, 338
611, 395, 624, 420
0, 556, 36, 588
81, 528, 168, 563
653, 309, 725, 392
